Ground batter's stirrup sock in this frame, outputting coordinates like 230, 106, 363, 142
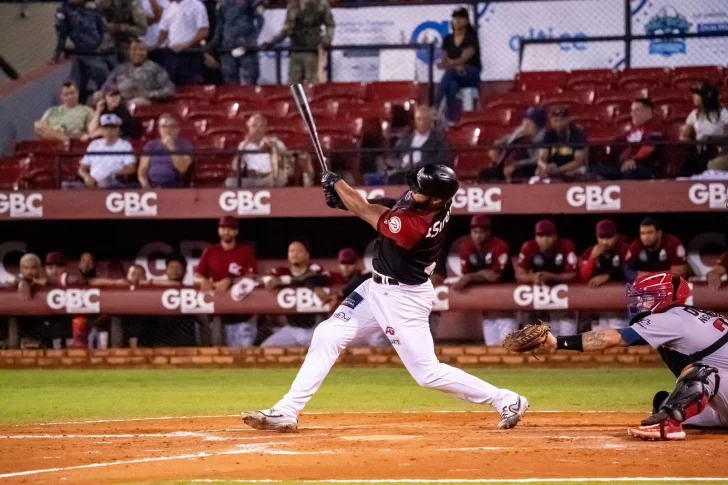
656, 362, 719, 424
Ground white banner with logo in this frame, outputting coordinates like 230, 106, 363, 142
630, 0, 728, 68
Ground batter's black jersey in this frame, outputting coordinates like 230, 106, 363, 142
373, 191, 451, 285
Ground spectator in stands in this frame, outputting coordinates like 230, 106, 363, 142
263, 238, 330, 347
52, 0, 109, 102
262, 0, 335, 84
155, 0, 210, 85
485, 106, 548, 183
78, 113, 137, 188
209, 0, 265, 85
85, 87, 142, 140
453, 215, 516, 345
580, 219, 630, 330
9, 253, 45, 298
101, 39, 175, 106
195, 216, 257, 293
96, 0, 148, 54
596, 98, 664, 180
140, 0, 169, 49
685, 82, 728, 141
34, 82, 94, 141
624, 217, 687, 281
533, 106, 587, 182
516, 219, 577, 335
78, 252, 97, 280
225, 114, 286, 188
707, 251, 728, 290
152, 253, 187, 286
44, 251, 68, 287
126, 264, 150, 289
138, 114, 193, 188
386, 105, 450, 184
435, 7, 481, 123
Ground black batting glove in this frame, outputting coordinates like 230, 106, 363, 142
323, 184, 348, 211
321, 170, 342, 189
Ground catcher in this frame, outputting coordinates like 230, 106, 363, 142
502, 271, 728, 441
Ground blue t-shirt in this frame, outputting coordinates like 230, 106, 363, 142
145, 138, 193, 188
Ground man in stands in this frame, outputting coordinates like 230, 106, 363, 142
44, 251, 68, 287
516, 219, 578, 335
102, 39, 175, 106
155, 0, 210, 85
195, 216, 258, 347
209, 0, 265, 85
707, 251, 727, 291
488, 106, 548, 183
226, 114, 286, 188
580, 219, 630, 329
96, 0, 148, 53
34, 82, 94, 141
262, 238, 330, 348
598, 98, 665, 180
453, 215, 516, 345
625, 217, 687, 281
152, 253, 187, 286
533, 106, 587, 182
387, 105, 451, 183
9, 253, 45, 298
78, 113, 137, 188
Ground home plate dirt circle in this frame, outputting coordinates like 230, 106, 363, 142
0, 412, 727, 484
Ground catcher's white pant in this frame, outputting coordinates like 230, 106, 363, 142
273, 278, 516, 417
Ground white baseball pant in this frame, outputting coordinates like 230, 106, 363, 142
273, 278, 517, 417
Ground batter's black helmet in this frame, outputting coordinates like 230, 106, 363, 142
406, 164, 459, 201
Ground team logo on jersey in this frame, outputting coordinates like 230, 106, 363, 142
385, 326, 400, 345
387, 216, 402, 234
228, 263, 242, 276
484, 252, 492, 265
498, 253, 508, 267
555, 254, 564, 266
659, 249, 667, 261
385, 326, 395, 336
334, 311, 351, 322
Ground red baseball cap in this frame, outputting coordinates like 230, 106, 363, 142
535, 219, 557, 236
470, 215, 491, 228
218, 215, 239, 229
45, 251, 66, 266
596, 219, 617, 238
337, 248, 359, 264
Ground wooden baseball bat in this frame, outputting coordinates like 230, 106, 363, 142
290, 83, 328, 172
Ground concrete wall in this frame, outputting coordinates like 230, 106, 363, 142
0, 2, 60, 87
0, 62, 72, 156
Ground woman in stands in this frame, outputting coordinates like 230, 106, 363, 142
680, 82, 728, 175
435, 7, 482, 124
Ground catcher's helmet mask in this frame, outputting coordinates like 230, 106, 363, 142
626, 272, 690, 316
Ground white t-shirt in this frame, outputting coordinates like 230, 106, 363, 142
238, 138, 286, 174
159, 0, 209, 47
403, 131, 430, 167
685, 108, 728, 141
141, 0, 171, 47
81, 138, 136, 183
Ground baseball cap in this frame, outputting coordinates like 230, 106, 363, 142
337, 248, 359, 264
45, 251, 66, 266
104, 84, 121, 96
99, 113, 122, 127
524, 106, 548, 128
218, 215, 239, 229
550, 106, 569, 118
470, 214, 491, 229
596, 219, 617, 238
535, 219, 557, 236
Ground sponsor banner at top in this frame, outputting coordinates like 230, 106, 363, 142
0, 182, 725, 220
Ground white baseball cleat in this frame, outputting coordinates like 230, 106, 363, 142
241, 408, 298, 433
497, 395, 529, 430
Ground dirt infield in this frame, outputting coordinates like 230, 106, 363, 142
1, 412, 727, 484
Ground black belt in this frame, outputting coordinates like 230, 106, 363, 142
373, 273, 399, 285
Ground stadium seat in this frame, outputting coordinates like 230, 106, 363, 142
344, 102, 393, 123
478, 125, 513, 146
186, 101, 242, 120
132, 102, 187, 120
566, 106, 602, 127
274, 132, 313, 150
594, 88, 647, 105
174, 85, 216, 101
446, 125, 481, 149
238, 100, 290, 120
647, 87, 689, 104
485, 91, 542, 110
541, 89, 596, 107
205, 122, 247, 139
454, 152, 490, 180
671, 66, 724, 89
617, 68, 670, 89
312, 82, 368, 101
658, 102, 693, 124
0, 156, 31, 189
321, 133, 361, 173
460, 107, 515, 126
178, 119, 208, 139
514, 71, 569, 92
368, 81, 420, 104
566, 69, 616, 91
14, 139, 67, 157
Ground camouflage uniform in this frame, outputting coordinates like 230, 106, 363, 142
54, 1, 110, 101
102, 59, 176, 103
96, 0, 148, 52
269, 0, 334, 84
210, 0, 264, 85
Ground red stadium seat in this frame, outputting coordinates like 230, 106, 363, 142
174, 85, 216, 101
541, 89, 597, 107
14, 139, 67, 157
485, 91, 542, 110
671, 66, 724, 89
617, 68, 670, 89
658, 102, 693, 124
321, 134, 361, 173
594, 88, 647, 105
368, 81, 420, 104
566, 69, 616, 91
274, 132, 313, 150
132, 102, 187, 120
186, 101, 242, 120
514, 71, 569, 92
446, 125, 481, 149
454, 152, 491, 180
205, 121, 247, 139
460, 107, 515, 126
344, 101, 393, 123
0, 156, 31, 189
313, 82, 368, 101
478, 125, 513, 146
647, 87, 689, 104
238, 100, 290, 120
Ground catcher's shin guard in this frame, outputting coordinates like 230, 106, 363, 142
644, 362, 719, 425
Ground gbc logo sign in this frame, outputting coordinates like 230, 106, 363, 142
46, 289, 101, 313
688, 183, 728, 210
566, 185, 620, 211
106, 192, 158, 216
161, 289, 215, 314
277, 288, 329, 313
219, 191, 271, 215
513, 284, 569, 310
451, 187, 502, 213
0, 193, 43, 218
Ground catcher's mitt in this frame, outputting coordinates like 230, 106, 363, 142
501, 321, 551, 353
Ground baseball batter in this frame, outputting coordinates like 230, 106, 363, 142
242, 164, 529, 432
539, 271, 728, 440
